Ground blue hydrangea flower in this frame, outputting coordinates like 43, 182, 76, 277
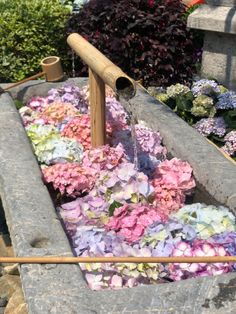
194, 117, 226, 137
216, 91, 236, 110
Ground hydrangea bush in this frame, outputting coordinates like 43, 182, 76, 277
21, 83, 236, 290
149, 79, 236, 160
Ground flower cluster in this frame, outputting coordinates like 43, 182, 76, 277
194, 117, 226, 137
216, 91, 236, 110
151, 158, 196, 213
141, 220, 196, 256
40, 102, 79, 125
62, 115, 112, 150
222, 131, 236, 156
191, 79, 220, 97
106, 96, 129, 130
82, 145, 125, 173
166, 83, 190, 98
21, 83, 236, 292
191, 95, 216, 117
47, 84, 88, 113
106, 204, 168, 243
95, 162, 154, 204
42, 163, 95, 197
172, 203, 236, 239
169, 240, 230, 281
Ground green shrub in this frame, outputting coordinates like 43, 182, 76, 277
0, 0, 70, 82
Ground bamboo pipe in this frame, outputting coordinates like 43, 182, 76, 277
0, 256, 236, 264
2, 56, 64, 93
67, 33, 136, 100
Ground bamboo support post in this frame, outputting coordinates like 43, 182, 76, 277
0, 256, 236, 264
89, 68, 106, 146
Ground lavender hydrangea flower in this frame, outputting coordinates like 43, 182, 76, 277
191, 79, 220, 97
194, 117, 226, 137
141, 219, 197, 257
222, 131, 236, 156
47, 84, 88, 113
216, 91, 236, 110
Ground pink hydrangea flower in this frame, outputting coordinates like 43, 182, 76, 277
42, 163, 96, 197
82, 145, 126, 173
152, 158, 196, 213
61, 115, 112, 150
106, 204, 168, 243
27, 96, 49, 112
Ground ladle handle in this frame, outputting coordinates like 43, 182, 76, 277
4, 71, 45, 91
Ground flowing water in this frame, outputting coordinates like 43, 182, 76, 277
119, 97, 139, 170
71, 50, 76, 78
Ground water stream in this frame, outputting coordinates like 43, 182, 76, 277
71, 50, 76, 78
119, 97, 139, 170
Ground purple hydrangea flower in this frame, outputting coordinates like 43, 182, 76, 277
47, 84, 88, 113
216, 91, 236, 110
194, 117, 226, 137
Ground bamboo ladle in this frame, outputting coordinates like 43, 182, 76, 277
2, 56, 64, 92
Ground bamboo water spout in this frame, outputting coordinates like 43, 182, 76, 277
67, 33, 136, 147
67, 33, 136, 99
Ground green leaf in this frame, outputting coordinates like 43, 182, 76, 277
108, 201, 123, 217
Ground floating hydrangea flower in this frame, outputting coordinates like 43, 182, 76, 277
169, 240, 230, 281
42, 163, 96, 197
111, 124, 166, 169
62, 115, 112, 150
141, 219, 196, 256
26, 124, 59, 146
106, 203, 167, 243
194, 117, 226, 137
95, 162, 154, 204
151, 158, 195, 213
191, 79, 220, 97
222, 131, 236, 156
106, 96, 129, 130
166, 83, 190, 98
35, 135, 83, 165
19, 106, 44, 126
134, 124, 167, 158
40, 102, 79, 125
59, 194, 110, 228
211, 231, 236, 268
47, 84, 88, 113
216, 91, 236, 110
191, 95, 216, 117
82, 145, 126, 173
26, 96, 49, 112
172, 203, 235, 239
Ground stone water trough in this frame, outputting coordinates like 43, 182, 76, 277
0, 78, 236, 314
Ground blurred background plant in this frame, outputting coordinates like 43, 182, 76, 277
0, 0, 70, 82
66, 0, 203, 87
